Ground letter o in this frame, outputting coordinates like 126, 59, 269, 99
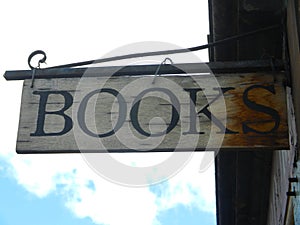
130, 87, 180, 137
77, 88, 127, 137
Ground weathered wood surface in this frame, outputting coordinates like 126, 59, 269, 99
16, 72, 289, 153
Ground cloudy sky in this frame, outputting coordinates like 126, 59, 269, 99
0, 1, 216, 225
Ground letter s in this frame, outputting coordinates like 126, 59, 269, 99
242, 85, 280, 134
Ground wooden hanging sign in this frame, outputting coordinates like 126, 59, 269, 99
4, 61, 289, 153
5, 67, 288, 153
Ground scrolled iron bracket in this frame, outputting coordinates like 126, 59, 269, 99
28, 50, 47, 70
27, 50, 47, 88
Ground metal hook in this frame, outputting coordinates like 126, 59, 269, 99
152, 57, 174, 84
28, 50, 47, 88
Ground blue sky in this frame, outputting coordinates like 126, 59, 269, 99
0, 172, 95, 225
0, 174, 215, 225
157, 205, 215, 225
0, 0, 216, 224
0, 153, 216, 225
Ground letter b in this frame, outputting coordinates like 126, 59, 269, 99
30, 91, 73, 136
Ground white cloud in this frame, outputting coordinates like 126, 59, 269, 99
5, 153, 159, 224
155, 153, 216, 214
64, 178, 159, 225
1, 152, 215, 225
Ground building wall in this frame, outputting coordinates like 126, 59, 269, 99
287, 0, 300, 223
267, 0, 300, 224
209, 0, 299, 224
293, 160, 300, 225
267, 145, 295, 224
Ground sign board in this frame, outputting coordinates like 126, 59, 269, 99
14, 71, 289, 153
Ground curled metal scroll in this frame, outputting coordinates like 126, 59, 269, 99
28, 50, 47, 70
28, 50, 47, 88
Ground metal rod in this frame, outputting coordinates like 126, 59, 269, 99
4, 60, 285, 81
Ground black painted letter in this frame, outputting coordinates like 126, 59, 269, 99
77, 88, 127, 138
197, 87, 238, 134
183, 88, 204, 134
31, 91, 73, 136
242, 85, 280, 134
130, 88, 180, 137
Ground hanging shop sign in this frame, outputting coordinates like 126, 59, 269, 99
4, 64, 289, 153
